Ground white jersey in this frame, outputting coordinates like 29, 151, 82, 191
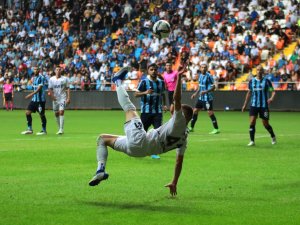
48, 76, 69, 100
147, 110, 188, 155
114, 110, 188, 157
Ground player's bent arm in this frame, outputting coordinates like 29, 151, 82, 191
134, 90, 149, 98
25, 85, 42, 99
191, 86, 200, 98
208, 84, 216, 92
268, 90, 275, 104
48, 88, 55, 100
161, 92, 168, 109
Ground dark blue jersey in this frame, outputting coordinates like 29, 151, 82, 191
198, 72, 215, 101
248, 77, 274, 108
137, 77, 165, 114
32, 74, 47, 102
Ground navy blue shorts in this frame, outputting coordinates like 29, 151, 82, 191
4, 93, 12, 101
194, 100, 213, 110
140, 113, 163, 131
249, 106, 269, 120
27, 101, 46, 114
167, 91, 174, 106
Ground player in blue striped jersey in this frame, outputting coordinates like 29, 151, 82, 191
242, 65, 276, 146
190, 62, 220, 134
134, 63, 168, 159
21, 67, 48, 135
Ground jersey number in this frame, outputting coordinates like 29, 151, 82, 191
134, 122, 143, 130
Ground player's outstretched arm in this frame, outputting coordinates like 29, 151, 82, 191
165, 154, 184, 196
173, 64, 187, 111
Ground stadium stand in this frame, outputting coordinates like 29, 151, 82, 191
0, 0, 299, 92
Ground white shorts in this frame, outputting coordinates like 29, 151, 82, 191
113, 117, 150, 157
52, 99, 66, 112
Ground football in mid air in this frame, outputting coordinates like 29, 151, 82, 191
152, 20, 171, 39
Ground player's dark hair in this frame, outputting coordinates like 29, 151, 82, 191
181, 104, 193, 123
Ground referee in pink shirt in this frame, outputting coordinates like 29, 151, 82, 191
163, 62, 178, 114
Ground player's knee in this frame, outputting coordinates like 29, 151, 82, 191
97, 135, 105, 146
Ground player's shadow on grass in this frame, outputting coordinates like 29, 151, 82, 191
82, 200, 211, 214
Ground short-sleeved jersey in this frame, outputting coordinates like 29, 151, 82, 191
248, 77, 274, 108
163, 70, 178, 91
32, 74, 47, 102
146, 110, 188, 155
198, 72, 215, 101
48, 76, 69, 100
137, 77, 165, 114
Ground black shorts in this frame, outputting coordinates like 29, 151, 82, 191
194, 100, 213, 110
249, 106, 270, 120
141, 113, 163, 131
4, 93, 12, 101
167, 91, 174, 106
27, 101, 46, 114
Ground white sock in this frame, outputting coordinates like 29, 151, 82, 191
59, 115, 64, 131
56, 116, 60, 128
115, 79, 122, 87
116, 85, 136, 112
96, 136, 108, 171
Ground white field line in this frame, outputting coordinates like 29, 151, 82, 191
0, 136, 98, 143
191, 133, 300, 142
0, 133, 299, 145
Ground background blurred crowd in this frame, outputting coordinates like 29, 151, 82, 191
0, 0, 300, 92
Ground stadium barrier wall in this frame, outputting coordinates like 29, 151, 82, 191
2, 91, 300, 111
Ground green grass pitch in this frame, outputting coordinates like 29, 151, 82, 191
0, 110, 300, 225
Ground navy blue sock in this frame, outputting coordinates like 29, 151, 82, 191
26, 114, 32, 130
249, 125, 255, 142
264, 125, 275, 138
41, 115, 47, 131
190, 114, 198, 128
210, 114, 219, 129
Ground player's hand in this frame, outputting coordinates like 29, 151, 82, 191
200, 91, 207, 95
146, 89, 153, 95
66, 98, 70, 105
163, 105, 168, 112
165, 182, 177, 196
25, 93, 33, 99
242, 105, 246, 112
191, 93, 197, 99
267, 98, 273, 105
178, 63, 188, 75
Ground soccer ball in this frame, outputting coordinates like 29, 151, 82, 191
152, 20, 171, 39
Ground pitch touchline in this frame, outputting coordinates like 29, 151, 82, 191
193, 133, 300, 142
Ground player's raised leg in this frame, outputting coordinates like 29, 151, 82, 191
89, 67, 137, 186
113, 67, 139, 121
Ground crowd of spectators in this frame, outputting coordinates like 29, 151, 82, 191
0, 0, 300, 93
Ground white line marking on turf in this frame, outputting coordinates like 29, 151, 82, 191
193, 133, 300, 142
